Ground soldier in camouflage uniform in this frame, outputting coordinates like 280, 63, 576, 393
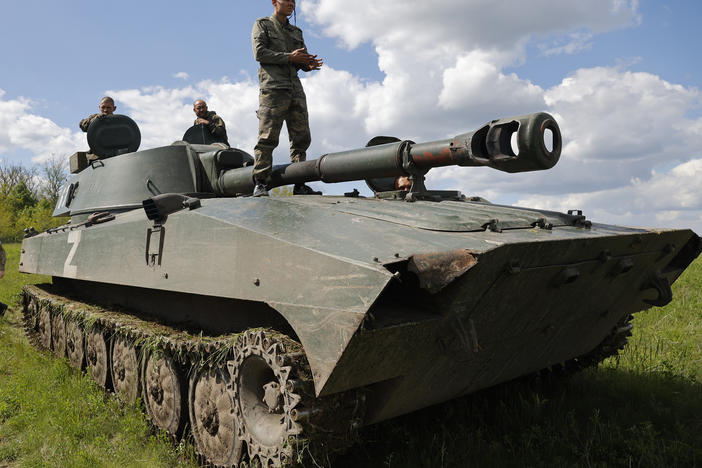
79, 96, 116, 132
193, 100, 230, 146
251, 0, 323, 196
0, 241, 6, 316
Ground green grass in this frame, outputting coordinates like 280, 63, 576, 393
0, 244, 198, 467
0, 243, 50, 306
1, 243, 701, 467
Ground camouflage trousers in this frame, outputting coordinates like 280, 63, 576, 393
253, 88, 311, 182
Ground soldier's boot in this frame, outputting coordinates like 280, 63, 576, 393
253, 181, 269, 197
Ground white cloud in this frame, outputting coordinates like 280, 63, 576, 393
109, 78, 260, 151
173, 72, 190, 80
302, 0, 640, 59
516, 158, 702, 230
429, 66, 702, 232
0, 89, 83, 163
293, 0, 642, 142
539, 31, 594, 56
438, 50, 545, 114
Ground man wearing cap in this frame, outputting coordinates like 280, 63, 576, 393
193, 100, 230, 146
251, 0, 323, 197
79, 96, 117, 132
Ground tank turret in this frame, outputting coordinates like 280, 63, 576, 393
56, 112, 560, 218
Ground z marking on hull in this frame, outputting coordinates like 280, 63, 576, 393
63, 230, 82, 278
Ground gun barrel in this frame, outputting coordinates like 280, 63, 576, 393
215, 112, 561, 195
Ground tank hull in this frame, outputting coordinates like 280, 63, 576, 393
20, 195, 699, 424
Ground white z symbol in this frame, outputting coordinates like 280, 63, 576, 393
63, 230, 82, 278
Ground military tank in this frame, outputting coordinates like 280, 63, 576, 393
19, 112, 700, 467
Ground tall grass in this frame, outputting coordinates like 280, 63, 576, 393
0, 243, 50, 306
0, 244, 198, 467
1, 242, 700, 467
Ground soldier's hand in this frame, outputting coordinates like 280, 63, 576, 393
289, 48, 313, 64
308, 55, 324, 70
195, 118, 210, 125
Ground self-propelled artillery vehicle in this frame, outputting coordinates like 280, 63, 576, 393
19, 112, 700, 467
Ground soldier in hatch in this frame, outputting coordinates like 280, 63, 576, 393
79, 96, 116, 132
193, 100, 230, 146
251, 0, 323, 197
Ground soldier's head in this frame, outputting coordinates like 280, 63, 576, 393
272, 0, 295, 18
395, 176, 412, 191
193, 100, 209, 118
99, 96, 116, 115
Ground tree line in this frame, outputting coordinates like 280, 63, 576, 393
0, 156, 68, 242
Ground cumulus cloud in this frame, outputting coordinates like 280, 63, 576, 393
302, 0, 640, 59
426, 66, 702, 232
293, 0, 642, 141
173, 72, 190, 80
516, 158, 702, 230
0, 89, 83, 163
109, 78, 260, 151
544, 67, 701, 165
438, 50, 545, 115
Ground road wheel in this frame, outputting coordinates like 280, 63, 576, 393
66, 319, 85, 369
189, 363, 242, 466
86, 328, 111, 389
38, 307, 52, 350
142, 350, 185, 436
111, 335, 140, 404
51, 313, 66, 357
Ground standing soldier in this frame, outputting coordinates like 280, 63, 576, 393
251, 0, 323, 197
79, 96, 117, 132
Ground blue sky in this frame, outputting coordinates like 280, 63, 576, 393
1, 0, 701, 233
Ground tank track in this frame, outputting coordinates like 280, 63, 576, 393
537, 313, 635, 380
21, 284, 361, 467
20, 283, 634, 466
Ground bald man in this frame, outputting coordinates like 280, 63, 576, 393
79, 96, 117, 132
193, 100, 229, 146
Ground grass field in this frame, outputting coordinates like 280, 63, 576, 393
0, 243, 199, 467
1, 242, 700, 467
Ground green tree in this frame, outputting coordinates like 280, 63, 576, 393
14, 198, 64, 237
0, 163, 38, 198
40, 154, 68, 205
7, 180, 38, 214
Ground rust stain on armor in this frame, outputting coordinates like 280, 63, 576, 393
407, 249, 478, 294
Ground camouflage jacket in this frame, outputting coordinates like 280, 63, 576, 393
79, 113, 102, 132
252, 15, 310, 90
195, 111, 229, 145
